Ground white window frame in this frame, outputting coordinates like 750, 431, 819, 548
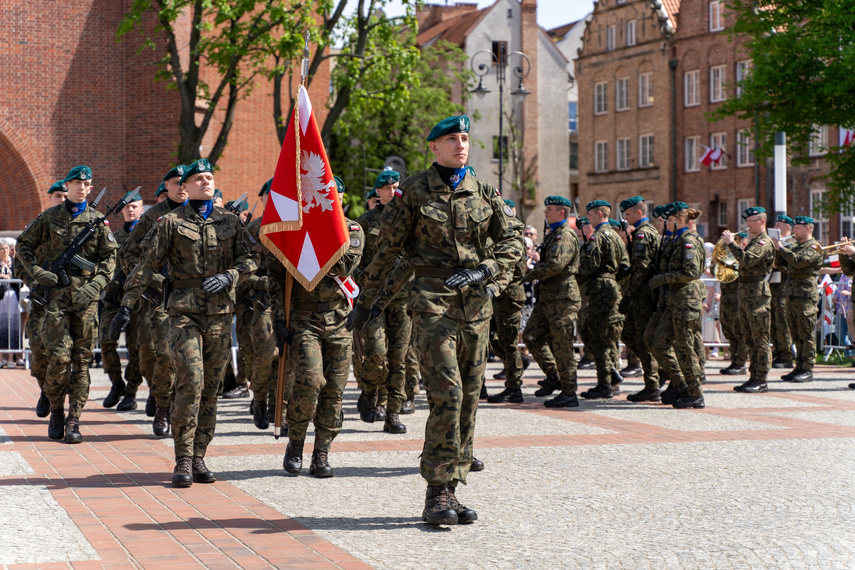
595, 141, 609, 173
736, 60, 752, 97
711, 132, 727, 169
639, 134, 654, 167
626, 20, 636, 47
710, 0, 723, 32
737, 129, 754, 167
718, 202, 728, 227
810, 189, 829, 244
710, 65, 726, 102
684, 70, 700, 107
840, 198, 855, 240
606, 25, 616, 51
616, 77, 629, 111
595, 82, 608, 115
809, 124, 828, 156
685, 136, 700, 172
617, 138, 631, 170
737, 199, 754, 220
638, 72, 653, 107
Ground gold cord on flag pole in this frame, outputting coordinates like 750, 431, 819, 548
273, 273, 293, 439
301, 29, 310, 88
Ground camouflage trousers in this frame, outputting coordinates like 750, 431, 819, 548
770, 283, 793, 361
491, 295, 525, 390
405, 344, 419, 400
167, 312, 232, 459
621, 297, 660, 390
719, 296, 747, 365
286, 309, 351, 452
739, 295, 772, 380
645, 307, 681, 385
785, 295, 818, 371
99, 302, 142, 390
414, 311, 487, 486
581, 280, 623, 386
359, 303, 410, 414
138, 301, 174, 406
235, 303, 252, 387
657, 302, 704, 396
41, 298, 98, 417
247, 307, 278, 404
27, 304, 47, 388
523, 298, 579, 393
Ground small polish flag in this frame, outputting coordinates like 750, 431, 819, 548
825, 254, 840, 268
700, 145, 723, 166
840, 128, 855, 147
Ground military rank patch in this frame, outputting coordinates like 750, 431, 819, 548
502, 205, 513, 216
351, 238, 361, 248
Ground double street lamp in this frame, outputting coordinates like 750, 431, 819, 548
470, 45, 531, 196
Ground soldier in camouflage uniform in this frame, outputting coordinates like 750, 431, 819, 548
618, 196, 663, 402
119, 165, 188, 431
274, 191, 364, 478
775, 216, 822, 383
770, 215, 794, 368
17, 166, 117, 443
721, 207, 775, 393
100, 194, 144, 409
716, 232, 749, 375
113, 159, 256, 487
19, 181, 68, 417
352, 170, 409, 433
518, 196, 580, 407
577, 200, 627, 399
348, 116, 522, 526
648, 204, 706, 408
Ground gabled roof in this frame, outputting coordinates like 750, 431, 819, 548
661, 0, 681, 29
417, 7, 490, 48
547, 20, 581, 43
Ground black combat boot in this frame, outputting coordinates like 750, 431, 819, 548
375, 404, 386, 421
581, 384, 613, 400
64, 416, 83, 444
192, 456, 216, 483
487, 387, 524, 404
577, 357, 595, 370
358, 391, 377, 423
309, 450, 334, 478
661, 385, 688, 405
116, 394, 137, 411
610, 368, 624, 388
35, 390, 50, 418
479, 382, 488, 400
791, 369, 813, 383
620, 364, 643, 377
283, 440, 304, 474
534, 373, 560, 397
740, 377, 768, 393
103, 379, 125, 408
493, 368, 507, 380
252, 399, 269, 430
447, 484, 477, 524
145, 393, 156, 417
470, 457, 484, 472
544, 392, 579, 408
721, 363, 747, 375
153, 407, 170, 438
422, 485, 458, 526
172, 456, 193, 487
673, 394, 705, 409
48, 408, 65, 440
383, 412, 406, 434
781, 368, 801, 382
627, 387, 662, 403
400, 399, 415, 414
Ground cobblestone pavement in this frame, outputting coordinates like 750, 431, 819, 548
2, 356, 855, 569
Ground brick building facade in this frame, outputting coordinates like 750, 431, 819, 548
0, 1, 329, 232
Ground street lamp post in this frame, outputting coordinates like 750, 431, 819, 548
470, 45, 531, 197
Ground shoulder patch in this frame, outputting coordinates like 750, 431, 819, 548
107, 232, 114, 242
636, 232, 645, 239
349, 224, 360, 232
104, 220, 110, 226
759, 240, 765, 245
394, 188, 403, 198
685, 243, 693, 248
810, 244, 818, 250
502, 205, 514, 216
350, 238, 361, 248
555, 235, 562, 240
157, 216, 163, 222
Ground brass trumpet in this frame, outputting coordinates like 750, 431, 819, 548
821, 242, 852, 255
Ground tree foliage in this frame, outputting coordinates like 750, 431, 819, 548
713, 0, 855, 212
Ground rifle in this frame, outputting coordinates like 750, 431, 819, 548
245, 201, 258, 225
30, 187, 141, 308
225, 192, 249, 226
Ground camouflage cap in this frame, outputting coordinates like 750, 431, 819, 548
608, 218, 622, 229
63, 165, 91, 182
163, 164, 186, 182
334, 176, 345, 194
373, 170, 399, 189
619, 195, 644, 212
155, 181, 167, 197
47, 180, 65, 194
736, 230, 748, 239
663, 201, 689, 217
366, 188, 378, 200
742, 206, 766, 220
546, 195, 573, 207
213, 188, 223, 200
426, 115, 470, 142
652, 205, 665, 219
794, 215, 814, 225
180, 159, 213, 184
586, 199, 610, 211
776, 214, 794, 226
259, 178, 272, 197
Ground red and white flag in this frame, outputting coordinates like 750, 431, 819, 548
825, 254, 840, 268
260, 85, 350, 291
840, 128, 854, 147
700, 145, 723, 166
819, 274, 835, 337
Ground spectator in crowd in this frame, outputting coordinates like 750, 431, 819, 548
0, 238, 23, 367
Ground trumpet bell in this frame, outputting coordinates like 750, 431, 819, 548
713, 238, 740, 283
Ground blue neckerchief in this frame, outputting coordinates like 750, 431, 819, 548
675, 227, 689, 238
633, 217, 649, 228
193, 199, 213, 220
549, 219, 566, 232
125, 220, 139, 233
69, 200, 86, 218
595, 221, 609, 230
449, 167, 467, 190
664, 230, 673, 238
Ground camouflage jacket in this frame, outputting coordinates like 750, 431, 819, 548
622, 218, 661, 302
119, 199, 177, 286
269, 218, 364, 322
236, 218, 273, 309
522, 220, 579, 303
122, 204, 256, 315
776, 237, 823, 299
577, 222, 627, 297
358, 165, 524, 322
661, 229, 705, 313
102, 224, 135, 300
16, 203, 117, 303
354, 206, 410, 307
729, 231, 774, 298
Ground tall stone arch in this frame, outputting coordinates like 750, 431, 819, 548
0, 118, 48, 232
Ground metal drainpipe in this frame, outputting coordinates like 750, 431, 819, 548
669, 58, 678, 202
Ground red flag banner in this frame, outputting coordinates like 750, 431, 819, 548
260, 85, 350, 291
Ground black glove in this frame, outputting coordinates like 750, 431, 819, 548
445, 266, 489, 289
618, 296, 631, 314
202, 272, 232, 293
109, 306, 132, 339
31, 267, 58, 287
648, 274, 666, 289
346, 303, 380, 332
272, 319, 292, 351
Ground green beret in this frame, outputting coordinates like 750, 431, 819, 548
794, 215, 814, 225
619, 195, 644, 212
663, 201, 689, 217
64, 165, 92, 182
367, 188, 378, 200
334, 176, 345, 194
124, 189, 142, 203
608, 218, 622, 229
503, 199, 516, 209
180, 159, 213, 184
225, 200, 247, 212
259, 178, 272, 197
652, 205, 665, 219
736, 230, 748, 239
586, 199, 610, 211
374, 170, 399, 189
742, 206, 766, 220
776, 214, 794, 226
163, 165, 186, 182
546, 195, 573, 208
426, 115, 470, 142
577, 216, 589, 227
47, 180, 65, 194
466, 166, 477, 177
213, 188, 223, 200
155, 182, 166, 197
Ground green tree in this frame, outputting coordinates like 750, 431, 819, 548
713, 0, 855, 212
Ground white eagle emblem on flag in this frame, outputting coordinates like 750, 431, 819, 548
300, 150, 336, 213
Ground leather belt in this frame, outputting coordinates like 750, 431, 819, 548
172, 278, 204, 289
292, 299, 348, 312
413, 267, 455, 279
